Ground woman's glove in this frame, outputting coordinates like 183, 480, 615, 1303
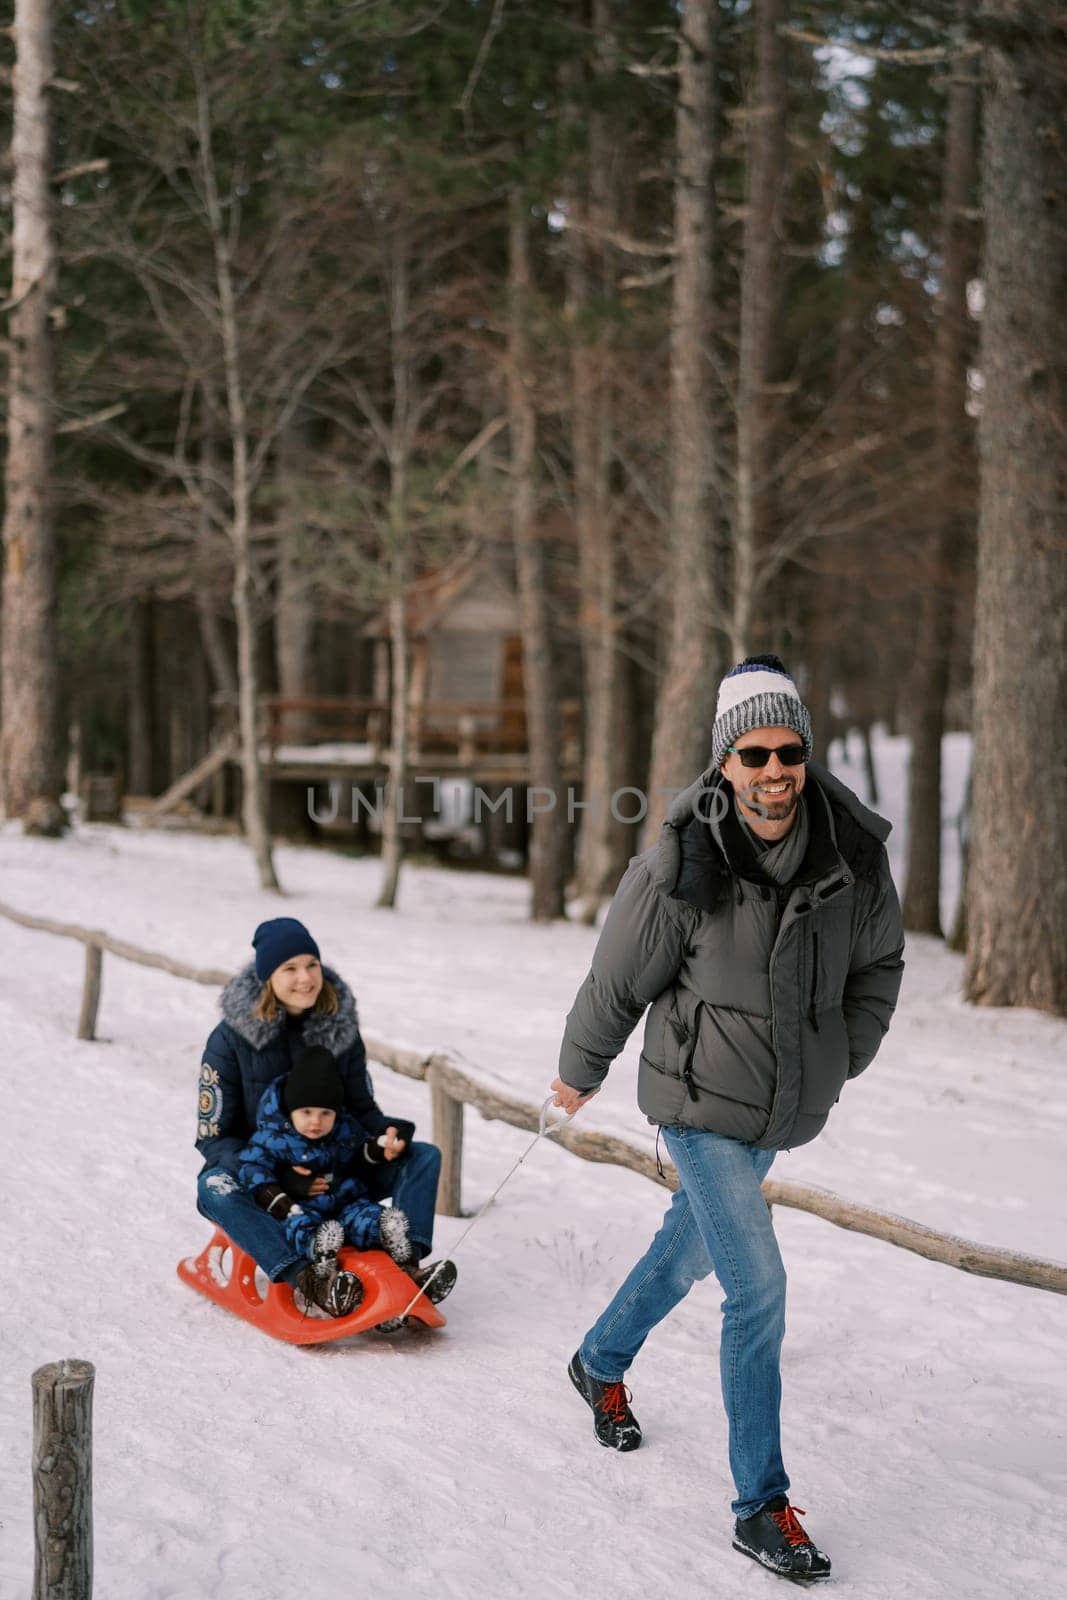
363, 1119, 415, 1163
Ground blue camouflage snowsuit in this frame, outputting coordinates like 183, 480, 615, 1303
237, 1076, 385, 1257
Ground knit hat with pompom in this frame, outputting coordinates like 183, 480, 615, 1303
710, 653, 813, 770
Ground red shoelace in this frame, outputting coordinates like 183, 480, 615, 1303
767, 1504, 811, 1549
596, 1382, 633, 1424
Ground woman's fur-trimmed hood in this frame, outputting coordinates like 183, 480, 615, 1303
219, 964, 362, 1054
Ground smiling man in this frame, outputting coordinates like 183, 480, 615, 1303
551, 653, 905, 1583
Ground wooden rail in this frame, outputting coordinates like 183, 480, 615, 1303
3, 899, 1065, 1297
415, 1049, 1067, 1297
258, 695, 582, 761
0, 899, 229, 1038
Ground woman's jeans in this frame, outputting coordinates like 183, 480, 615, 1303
196, 1141, 443, 1285
579, 1125, 788, 1519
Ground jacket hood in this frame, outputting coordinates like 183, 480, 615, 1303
219, 964, 362, 1054
804, 759, 891, 843
254, 1074, 294, 1134
654, 760, 891, 900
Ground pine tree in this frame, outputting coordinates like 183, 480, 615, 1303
1, 0, 63, 832
964, 1, 1067, 1014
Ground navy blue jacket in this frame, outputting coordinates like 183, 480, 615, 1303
196, 964, 394, 1176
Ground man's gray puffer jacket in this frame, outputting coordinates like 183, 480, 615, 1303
558, 762, 905, 1150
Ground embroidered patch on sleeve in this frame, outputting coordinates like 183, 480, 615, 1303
198, 1062, 223, 1140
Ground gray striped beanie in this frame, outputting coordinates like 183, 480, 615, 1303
711, 654, 813, 770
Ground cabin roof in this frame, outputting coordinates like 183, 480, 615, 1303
363, 544, 516, 638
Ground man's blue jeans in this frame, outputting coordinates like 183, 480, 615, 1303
196, 1141, 443, 1286
579, 1125, 788, 1519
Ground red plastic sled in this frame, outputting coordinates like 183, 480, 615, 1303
177, 1227, 446, 1344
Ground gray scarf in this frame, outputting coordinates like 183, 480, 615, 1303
734, 790, 810, 886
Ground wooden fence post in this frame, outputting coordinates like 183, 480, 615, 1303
32, 1360, 95, 1600
76, 945, 102, 1042
430, 1070, 464, 1217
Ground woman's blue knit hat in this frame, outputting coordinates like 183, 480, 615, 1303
711, 653, 813, 770
252, 918, 321, 982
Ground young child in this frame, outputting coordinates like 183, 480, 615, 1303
237, 1046, 418, 1318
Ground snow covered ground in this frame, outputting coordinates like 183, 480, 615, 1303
2, 734, 1065, 1599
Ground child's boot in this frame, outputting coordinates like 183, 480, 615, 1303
311, 1219, 344, 1276
378, 1207, 414, 1265
297, 1219, 363, 1318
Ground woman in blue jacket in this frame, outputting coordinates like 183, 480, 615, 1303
195, 916, 455, 1310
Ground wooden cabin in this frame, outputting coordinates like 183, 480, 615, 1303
364, 546, 527, 757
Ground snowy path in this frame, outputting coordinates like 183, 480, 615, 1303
2, 808, 1066, 1598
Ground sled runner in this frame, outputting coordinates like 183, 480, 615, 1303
177, 1227, 446, 1344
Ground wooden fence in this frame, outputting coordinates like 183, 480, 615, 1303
3, 898, 1066, 1298
32, 1359, 94, 1599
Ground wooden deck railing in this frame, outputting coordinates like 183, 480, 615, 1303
256, 696, 583, 763
3, 897, 1065, 1298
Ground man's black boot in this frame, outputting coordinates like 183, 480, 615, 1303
732, 1497, 832, 1582
567, 1351, 642, 1451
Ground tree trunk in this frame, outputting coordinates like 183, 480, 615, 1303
569, 0, 621, 921
902, 19, 977, 936
194, 422, 237, 709
804, 576, 839, 768
949, 760, 971, 953
232, 523, 279, 887
733, 0, 786, 659
195, 73, 279, 891
642, 0, 724, 846
508, 190, 566, 920
1, 0, 60, 824
376, 587, 409, 908
377, 223, 413, 911
127, 594, 157, 795
964, 8, 1067, 1014
276, 414, 315, 747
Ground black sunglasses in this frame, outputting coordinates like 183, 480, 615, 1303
727, 743, 806, 769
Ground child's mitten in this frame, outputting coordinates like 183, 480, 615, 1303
282, 1168, 317, 1197
254, 1183, 297, 1219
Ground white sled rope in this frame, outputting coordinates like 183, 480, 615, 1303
400, 1094, 575, 1319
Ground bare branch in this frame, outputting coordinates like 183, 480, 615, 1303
458, 0, 508, 130
781, 25, 982, 66
619, 263, 675, 291
246, 334, 356, 491
0, 281, 33, 316
56, 403, 128, 436
333, 373, 392, 455
433, 415, 507, 495
566, 216, 676, 259
53, 159, 109, 185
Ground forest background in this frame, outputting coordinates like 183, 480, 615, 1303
1, 1, 1064, 1015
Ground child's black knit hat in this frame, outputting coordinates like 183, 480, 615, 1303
283, 1047, 344, 1116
